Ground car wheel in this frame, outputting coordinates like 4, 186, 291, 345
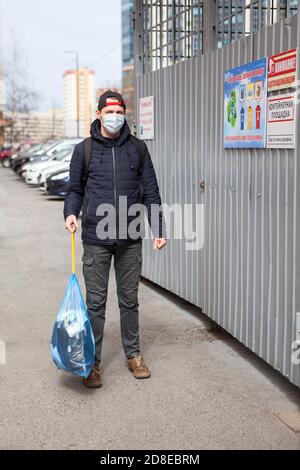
2, 158, 11, 168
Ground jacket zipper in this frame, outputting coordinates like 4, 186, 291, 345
112, 146, 118, 239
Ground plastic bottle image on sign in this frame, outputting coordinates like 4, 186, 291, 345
227, 90, 237, 128
255, 104, 261, 129
240, 107, 245, 130
247, 105, 253, 129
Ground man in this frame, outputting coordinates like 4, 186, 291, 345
64, 90, 167, 388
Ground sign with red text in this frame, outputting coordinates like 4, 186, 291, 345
268, 48, 297, 91
267, 93, 296, 148
139, 96, 154, 140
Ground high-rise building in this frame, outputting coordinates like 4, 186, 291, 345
121, 0, 135, 128
137, 0, 299, 75
62, 68, 96, 138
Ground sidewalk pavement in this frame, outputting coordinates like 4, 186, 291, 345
0, 167, 299, 450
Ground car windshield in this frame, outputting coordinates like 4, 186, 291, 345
25, 144, 44, 155
48, 140, 78, 156
24, 144, 42, 153
44, 141, 63, 154
54, 148, 74, 161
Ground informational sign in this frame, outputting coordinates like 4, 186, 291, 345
268, 48, 296, 92
224, 58, 267, 148
139, 96, 154, 140
267, 93, 296, 148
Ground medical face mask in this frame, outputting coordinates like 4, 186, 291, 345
101, 113, 125, 134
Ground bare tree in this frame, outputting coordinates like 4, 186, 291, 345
3, 41, 41, 143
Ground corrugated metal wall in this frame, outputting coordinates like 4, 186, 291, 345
136, 13, 300, 388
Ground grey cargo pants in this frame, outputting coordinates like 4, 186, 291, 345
82, 240, 143, 363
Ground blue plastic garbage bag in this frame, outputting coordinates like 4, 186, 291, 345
51, 273, 95, 378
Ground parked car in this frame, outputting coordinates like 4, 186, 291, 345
0, 147, 14, 168
46, 169, 69, 197
25, 146, 75, 185
12, 141, 60, 175
19, 138, 81, 179
38, 148, 73, 190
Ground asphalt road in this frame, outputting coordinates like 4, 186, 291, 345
0, 166, 299, 450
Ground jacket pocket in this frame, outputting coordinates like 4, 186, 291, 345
82, 254, 95, 284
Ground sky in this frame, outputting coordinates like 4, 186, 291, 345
0, 0, 122, 111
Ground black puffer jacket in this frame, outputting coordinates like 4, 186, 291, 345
63, 118, 166, 246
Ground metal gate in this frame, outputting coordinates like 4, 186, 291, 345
135, 12, 300, 388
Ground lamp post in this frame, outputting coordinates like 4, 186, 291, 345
65, 50, 80, 138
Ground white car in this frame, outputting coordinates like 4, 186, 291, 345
38, 153, 73, 190
25, 140, 79, 185
19, 140, 67, 178
20, 154, 54, 178
25, 149, 70, 185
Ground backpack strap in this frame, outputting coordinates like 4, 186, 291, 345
83, 137, 93, 184
130, 135, 145, 174
130, 135, 146, 202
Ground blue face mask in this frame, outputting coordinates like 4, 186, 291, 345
101, 113, 125, 134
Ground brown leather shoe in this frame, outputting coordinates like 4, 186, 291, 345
82, 362, 102, 388
128, 355, 151, 379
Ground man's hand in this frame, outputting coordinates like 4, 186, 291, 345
65, 215, 78, 233
153, 238, 167, 250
